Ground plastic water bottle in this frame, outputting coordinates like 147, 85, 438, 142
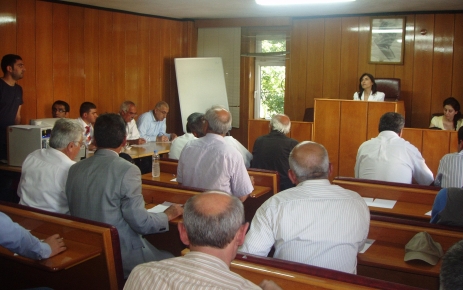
152, 150, 160, 177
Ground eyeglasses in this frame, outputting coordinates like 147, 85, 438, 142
156, 109, 168, 115
52, 108, 67, 113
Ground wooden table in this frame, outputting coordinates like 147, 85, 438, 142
87, 141, 171, 159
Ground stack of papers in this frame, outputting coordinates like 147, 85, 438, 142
363, 198, 397, 209
148, 201, 177, 213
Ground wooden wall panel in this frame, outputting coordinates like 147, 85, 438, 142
0, 0, 17, 57
305, 19, 324, 109
431, 14, 454, 115
69, 6, 84, 119
16, 0, 36, 123
51, 3, 69, 118
35, 1, 53, 119
98, 10, 113, 113
357, 16, 375, 79
125, 14, 139, 109
83, 8, 99, 111
322, 18, 341, 99
136, 16, 150, 114
452, 14, 463, 101
394, 15, 415, 127
148, 17, 162, 111
290, 122, 312, 142
287, 20, 308, 121
422, 130, 451, 175
339, 17, 358, 100
401, 128, 423, 152
112, 12, 125, 112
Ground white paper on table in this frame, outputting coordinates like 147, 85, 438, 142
359, 239, 375, 254
363, 197, 375, 207
170, 177, 177, 182
425, 210, 432, 216
371, 198, 397, 209
148, 204, 169, 213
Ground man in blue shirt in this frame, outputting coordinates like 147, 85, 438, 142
0, 211, 66, 260
137, 101, 177, 142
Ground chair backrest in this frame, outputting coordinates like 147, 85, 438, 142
376, 78, 401, 101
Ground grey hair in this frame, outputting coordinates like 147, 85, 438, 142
270, 114, 291, 134
49, 119, 84, 150
378, 112, 405, 134
183, 191, 244, 249
289, 141, 330, 182
440, 240, 463, 290
120, 101, 135, 113
204, 105, 232, 135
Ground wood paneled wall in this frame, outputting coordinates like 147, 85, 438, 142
287, 13, 463, 129
0, 0, 195, 134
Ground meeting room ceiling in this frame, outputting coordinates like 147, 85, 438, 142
59, 0, 463, 20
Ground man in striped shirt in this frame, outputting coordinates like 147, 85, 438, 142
124, 191, 281, 290
435, 126, 463, 188
240, 141, 370, 274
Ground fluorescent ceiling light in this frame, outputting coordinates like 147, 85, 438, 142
256, 0, 355, 5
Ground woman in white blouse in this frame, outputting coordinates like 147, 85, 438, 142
353, 73, 385, 102
429, 97, 462, 131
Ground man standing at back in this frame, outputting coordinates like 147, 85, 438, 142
18, 119, 83, 214
177, 106, 253, 202
66, 113, 183, 278
77, 101, 98, 150
240, 141, 370, 274
355, 112, 434, 185
137, 101, 177, 142
252, 114, 298, 191
0, 54, 25, 162
125, 191, 281, 290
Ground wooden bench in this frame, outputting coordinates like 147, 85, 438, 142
358, 214, 463, 289
333, 177, 440, 221
0, 201, 124, 290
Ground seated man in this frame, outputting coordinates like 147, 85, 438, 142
168, 112, 204, 160
125, 191, 280, 290
17, 119, 83, 214
355, 112, 434, 185
225, 133, 253, 169
52, 100, 70, 118
65, 113, 183, 278
431, 188, 463, 227
435, 127, 463, 188
177, 106, 253, 202
76, 101, 98, 150
137, 101, 177, 142
119, 100, 146, 145
240, 141, 370, 274
440, 240, 463, 290
251, 114, 298, 190
0, 211, 66, 260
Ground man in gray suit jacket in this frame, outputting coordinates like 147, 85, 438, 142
66, 113, 183, 278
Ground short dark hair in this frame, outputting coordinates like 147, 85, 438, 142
357, 73, 378, 100
79, 102, 96, 117
440, 240, 463, 290
94, 113, 126, 148
183, 192, 244, 249
1, 54, 22, 74
52, 100, 70, 113
378, 112, 405, 134
186, 112, 204, 136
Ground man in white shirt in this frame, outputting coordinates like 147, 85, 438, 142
18, 119, 84, 214
77, 101, 98, 151
119, 101, 146, 145
355, 112, 434, 185
240, 141, 370, 274
435, 127, 463, 188
168, 112, 204, 160
177, 106, 253, 202
125, 191, 281, 290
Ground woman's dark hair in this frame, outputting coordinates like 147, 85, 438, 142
358, 73, 377, 100
443, 97, 461, 130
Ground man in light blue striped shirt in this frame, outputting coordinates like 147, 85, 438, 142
240, 141, 370, 274
435, 127, 463, 188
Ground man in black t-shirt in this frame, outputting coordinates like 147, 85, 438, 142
0, 54, 25, 161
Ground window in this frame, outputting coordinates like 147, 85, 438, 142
254, 35, 287, 119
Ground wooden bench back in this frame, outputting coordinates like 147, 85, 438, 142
333, 177, 440, 204
0, 202, 124, 290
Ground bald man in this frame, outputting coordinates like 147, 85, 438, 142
251, 114, 298, 191
177, 106, 253, 202
125, 191, 281, 290
241, 141, 370, 274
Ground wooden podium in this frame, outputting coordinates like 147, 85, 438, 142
313, 99, 405, 178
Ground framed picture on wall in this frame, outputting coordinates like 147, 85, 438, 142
369, 17, 405, 65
